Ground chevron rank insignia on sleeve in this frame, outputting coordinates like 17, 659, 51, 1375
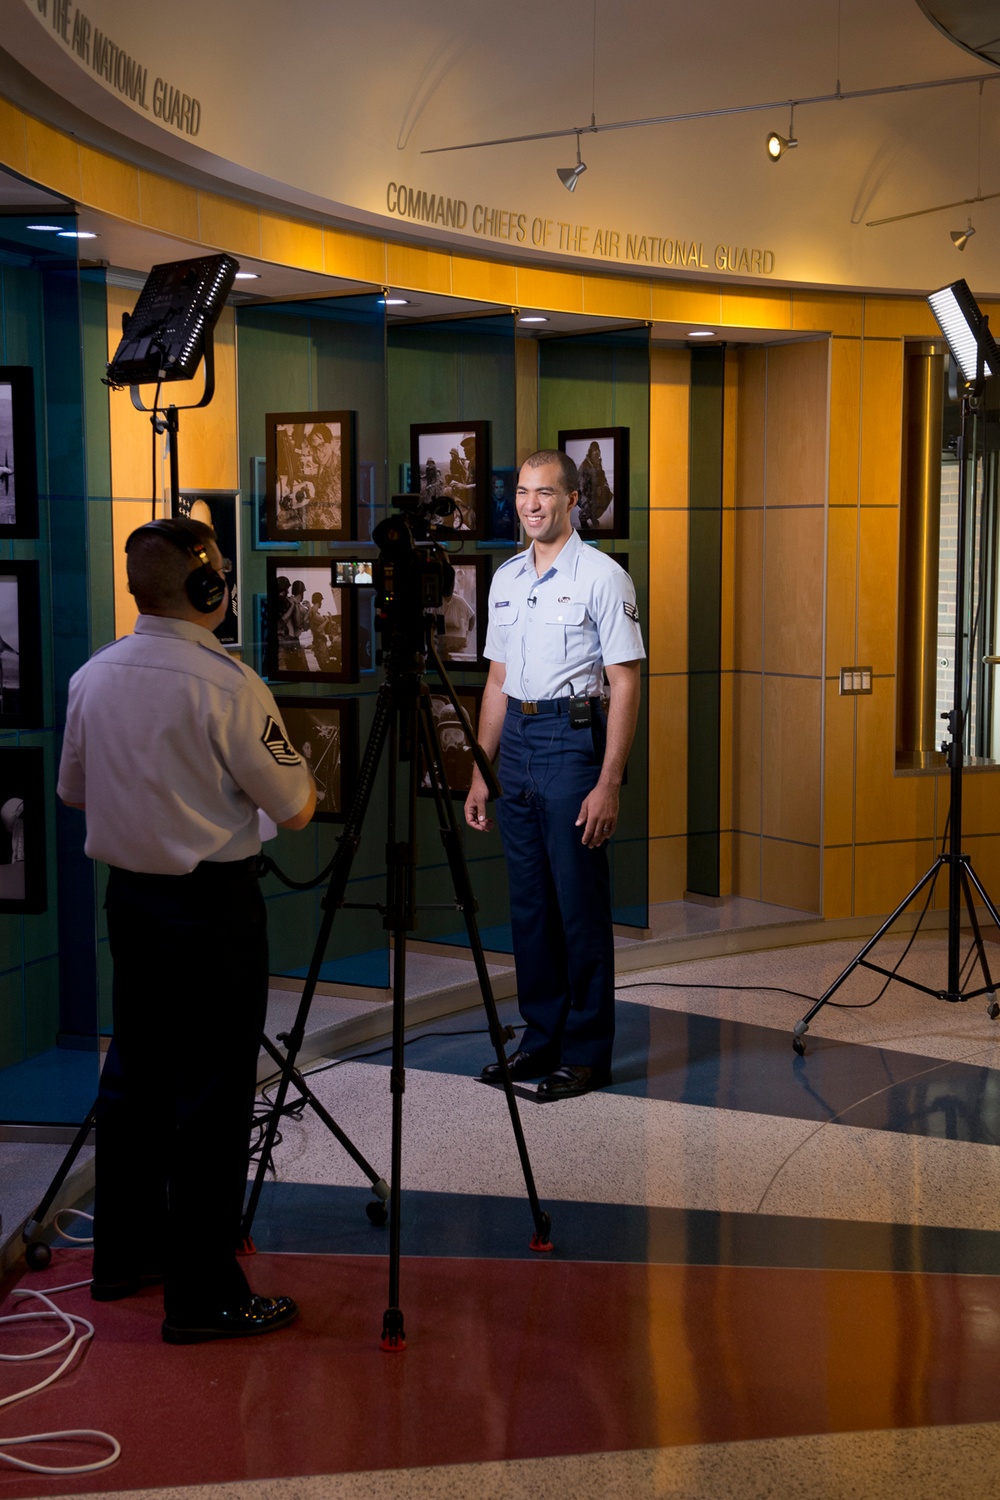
623, 601, 639, 622
262, 715, 302, 765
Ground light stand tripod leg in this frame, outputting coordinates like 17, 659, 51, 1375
22, 1102, 98, 1270
241, 687, 394, 1242
415, 689, 552, 1251
792, 860, 945, 1054
959, 861, 1000, 1018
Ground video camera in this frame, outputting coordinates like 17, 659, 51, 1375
372, 494, 456, 673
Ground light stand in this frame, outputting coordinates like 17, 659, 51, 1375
792, 280, 1000, 1054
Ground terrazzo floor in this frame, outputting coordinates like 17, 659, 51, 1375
6, 929, 1000, 1498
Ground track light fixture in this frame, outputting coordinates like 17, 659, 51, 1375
557, 131, 587, 192
766, 104, 797, 161
951, 220, 976, 251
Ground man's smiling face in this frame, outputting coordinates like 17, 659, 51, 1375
515, 461, 576, 549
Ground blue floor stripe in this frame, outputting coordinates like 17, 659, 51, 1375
249, 1180, 1000, 1277
379, 1001, 1000, 1144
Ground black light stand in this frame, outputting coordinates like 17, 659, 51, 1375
792, 281, 1000, 1055
242, 527, 553, 1349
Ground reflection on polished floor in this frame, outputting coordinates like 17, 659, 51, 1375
5, 930, 1000, 1499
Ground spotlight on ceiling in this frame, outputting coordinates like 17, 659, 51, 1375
766, 103, 797, 162
557, 131, 587, 192
950, 221, 976, 252
928, 277, 999, 383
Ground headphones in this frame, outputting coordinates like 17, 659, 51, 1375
127, 519, 227, 614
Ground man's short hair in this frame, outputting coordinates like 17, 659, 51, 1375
308, 424, 333, 445
125, 518, 216, 611
521, 449, 580, 494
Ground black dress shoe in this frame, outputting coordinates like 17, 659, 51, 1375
481, 1049, 551, 1082
91, 1270, 164, 1302
537, 1064, 611, 1099
162, 1293, 298, 1345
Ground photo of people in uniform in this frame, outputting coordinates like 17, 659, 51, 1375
419, 688, 482, 798
274, 697, 356, 822
266, 409, 355, 542
0, 746, 44, 912
410, 420, 490, 538
558, 427, 630, 539
0, 368, 37, 539
266, 560, 355, 684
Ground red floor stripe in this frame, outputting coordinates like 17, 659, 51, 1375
4, 1249, 1000, 1494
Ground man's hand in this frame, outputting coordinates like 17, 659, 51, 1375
576, 780, 619, 847
464, 769, 494, 833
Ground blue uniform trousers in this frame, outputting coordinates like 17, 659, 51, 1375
496, 705, 615, 1070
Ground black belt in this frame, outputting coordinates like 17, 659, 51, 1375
507, 697, 602, 716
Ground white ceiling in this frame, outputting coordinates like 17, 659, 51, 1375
1, 0, 999, 298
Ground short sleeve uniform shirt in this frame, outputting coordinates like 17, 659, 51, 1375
57, 615, 312, 875
484, 530, 645, 700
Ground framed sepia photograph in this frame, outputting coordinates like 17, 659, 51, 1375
274, 695, 358, 823
265, 409, 357, 542
410, 420, 490, 539
0, 746, 46, 913
174, 490, 242, 647
0, 367, 39, 540
436, 556, 489, 671
558, 427, 630, 540
0, 561, 42, 729
419, 685, 484, 799
488, 466, 518, 544
265, 559, 357, 684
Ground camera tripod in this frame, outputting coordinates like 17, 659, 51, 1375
242, 621, 553, 1350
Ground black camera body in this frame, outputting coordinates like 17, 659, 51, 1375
373, 496, 456, 673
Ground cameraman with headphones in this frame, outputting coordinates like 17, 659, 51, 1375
58, 518, 315, 1345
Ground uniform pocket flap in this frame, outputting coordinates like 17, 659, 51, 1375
542, 602, 587, 626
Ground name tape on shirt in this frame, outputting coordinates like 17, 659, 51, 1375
623, 601, 639, 623
262, 715, 302, 766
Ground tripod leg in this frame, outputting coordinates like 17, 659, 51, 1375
416, 690, 552, 1251
792, 859, 945, 1053
241, 686, 393, 1242
959, 860, 1000, 1019
382, 696, 413, 1351
22, 1101, 98, 1270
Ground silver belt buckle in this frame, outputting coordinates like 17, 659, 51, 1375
521, 700, 538, 715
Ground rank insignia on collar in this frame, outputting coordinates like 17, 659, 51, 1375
262, 715, 301, 765
623, 601, 639, 622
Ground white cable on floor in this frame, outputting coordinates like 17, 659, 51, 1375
51, 1208, 95, 1244
0, 1283, 120, 1475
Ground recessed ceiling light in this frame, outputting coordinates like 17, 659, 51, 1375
26, 224, 63, 232
519, 315, 548, 324
688, 329, 716, 338
378, 297, 410, 306
57, 230, 98, 239
234, 271, 260, 280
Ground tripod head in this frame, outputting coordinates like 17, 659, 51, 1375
373, 495, 456, 679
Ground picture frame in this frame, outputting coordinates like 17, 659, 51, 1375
273, 695, 358, 823
418, 685, 484, 799
436, 556, 489, 671
0, 561, 42, 729
558, 427, 630, 540
0, 367, 39, 540
174, 490, 242, 647
251, 456, 295, 551
265, 559, 357, 685
0, 746, 46, 913
410, 420, 491, 540
488, 466, 518, 544
265, 409, 357, 543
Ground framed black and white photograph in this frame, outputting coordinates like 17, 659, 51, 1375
558, 427, 630, 539
0, 367, 39, 540
332, 560, 376, 672
274, 696, 358, 823
266, 409, 357, 542
174, 490, 242, 647
489, 467, 518, 544
410, 420, 490, 539
0, 561, 42, 729
251, 456, 295, 551
419, 686, 484, 799
0, 746, 46, 913
265, 559, 356, 685
436, 556, 489, 671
